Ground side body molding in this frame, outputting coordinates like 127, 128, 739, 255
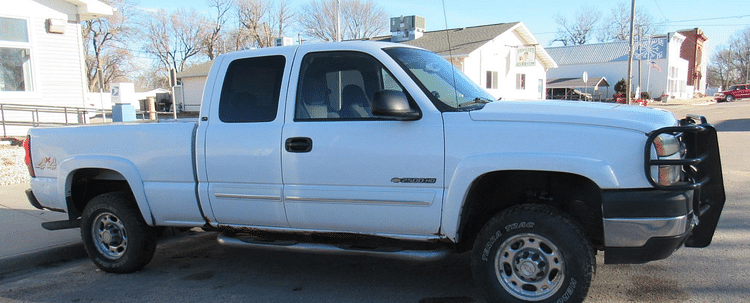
57, 156, 154, 225
441, 152, 617, 242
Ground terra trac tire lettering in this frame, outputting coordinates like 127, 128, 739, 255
471, 204, 595, 303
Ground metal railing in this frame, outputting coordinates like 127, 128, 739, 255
0, 103, 108, 137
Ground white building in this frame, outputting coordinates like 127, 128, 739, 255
546, 32, 690, 100
175, 61, 213, 113
1, 0, 112, 136
379, 18, 558, 100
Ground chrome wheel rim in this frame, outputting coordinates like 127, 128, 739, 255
494, 233, 564, 301
91, 212, 128, 260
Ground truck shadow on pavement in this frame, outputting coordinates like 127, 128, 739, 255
714, 119, 750, 132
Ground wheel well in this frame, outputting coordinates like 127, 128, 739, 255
456, 170, 604, 252
67, 168, 134, 220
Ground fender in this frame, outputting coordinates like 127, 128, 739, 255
57, 155, 155, 226
441, 152, 617, 242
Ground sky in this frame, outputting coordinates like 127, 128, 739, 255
140, 0, 750, 58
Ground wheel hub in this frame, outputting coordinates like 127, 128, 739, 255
91, 212, 128, 260
494, 233, 565, 301
100, 226, 123, 245
516, 251, 547, 281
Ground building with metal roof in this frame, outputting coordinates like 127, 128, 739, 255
546, 32, 692, 100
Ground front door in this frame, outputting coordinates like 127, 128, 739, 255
281, 50, 444, 236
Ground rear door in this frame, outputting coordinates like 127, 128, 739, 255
280, 48, 445, 236
199, 49, 293, 227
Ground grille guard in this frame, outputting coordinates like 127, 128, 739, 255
644, 114, 726, 247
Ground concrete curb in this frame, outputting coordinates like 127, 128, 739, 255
0, 242, 87, 277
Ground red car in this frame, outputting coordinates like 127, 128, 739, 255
716, 84, 750, 102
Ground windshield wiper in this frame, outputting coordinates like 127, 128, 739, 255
457, 97, 494, 109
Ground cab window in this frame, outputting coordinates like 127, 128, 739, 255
218, 55, 285, 123
294, 51, 410, 120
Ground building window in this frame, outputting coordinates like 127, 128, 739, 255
486, 71, 498, 89
0, 17, 33, 92
538, 79, 544, 99
516, 73, 526, 90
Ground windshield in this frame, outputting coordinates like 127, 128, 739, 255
384, 47, 496, 110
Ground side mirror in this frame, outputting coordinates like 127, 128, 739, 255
371, 90, 421, 120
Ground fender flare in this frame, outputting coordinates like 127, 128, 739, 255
441, 152, 617, 242
57, 156, 154, 226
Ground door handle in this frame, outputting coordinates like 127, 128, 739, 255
285, 137, 313, 153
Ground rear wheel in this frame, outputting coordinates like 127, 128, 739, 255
471, 204, 594, 303
81, 192, 157, 273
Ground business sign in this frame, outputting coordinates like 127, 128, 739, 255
516, 47, 536, 67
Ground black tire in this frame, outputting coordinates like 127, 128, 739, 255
81, 192, 157, 273
471, 204, 595, 303
725, 95, 734, 102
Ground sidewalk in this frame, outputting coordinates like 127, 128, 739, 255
0, 183, 85, 276
647, 96, 717, 107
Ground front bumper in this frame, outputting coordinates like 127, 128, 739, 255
602, 189, 695, 264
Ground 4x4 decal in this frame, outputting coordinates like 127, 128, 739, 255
35, 157, 57, 170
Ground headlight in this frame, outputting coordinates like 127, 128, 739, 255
658, 165, 682, 186
651, 134, 684, 186
653, 134, 679, 156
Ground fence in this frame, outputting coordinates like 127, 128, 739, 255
0, 103, 108, 137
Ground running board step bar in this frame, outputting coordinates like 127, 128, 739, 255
216, 233, 451, 262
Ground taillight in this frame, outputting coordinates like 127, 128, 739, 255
23, 135, 35, 178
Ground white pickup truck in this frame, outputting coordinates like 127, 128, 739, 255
24, 42, 725, 303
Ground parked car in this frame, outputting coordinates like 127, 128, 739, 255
716, 84, 750, 102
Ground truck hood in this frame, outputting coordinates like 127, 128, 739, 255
469, 101, 677, 133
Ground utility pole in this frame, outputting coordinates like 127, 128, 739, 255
626, 0, 637, 105
336, 0, 341, 42
637, 25, 642, 100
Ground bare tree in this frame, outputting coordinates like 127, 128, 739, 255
598, 1, 664, 42
708, 48, 735, 89
342, 0, 387, 40
274, 0, 295, 38
202, 0, 233, 60
707, 27, 750, 88
234, 0, 293, 48
82, 0, 138, 92
553, 7, 600, 46
299, 0, 387, 42
142, 8, 206, 73
236, 0, 271, 48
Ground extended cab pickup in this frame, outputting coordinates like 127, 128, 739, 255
24, 42, 725, 303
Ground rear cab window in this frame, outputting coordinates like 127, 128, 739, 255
218, 56, 286, 123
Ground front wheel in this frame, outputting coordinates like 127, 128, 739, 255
725, 94, 734, 102
81, 192, 157, 273
471, 204, 595, 303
